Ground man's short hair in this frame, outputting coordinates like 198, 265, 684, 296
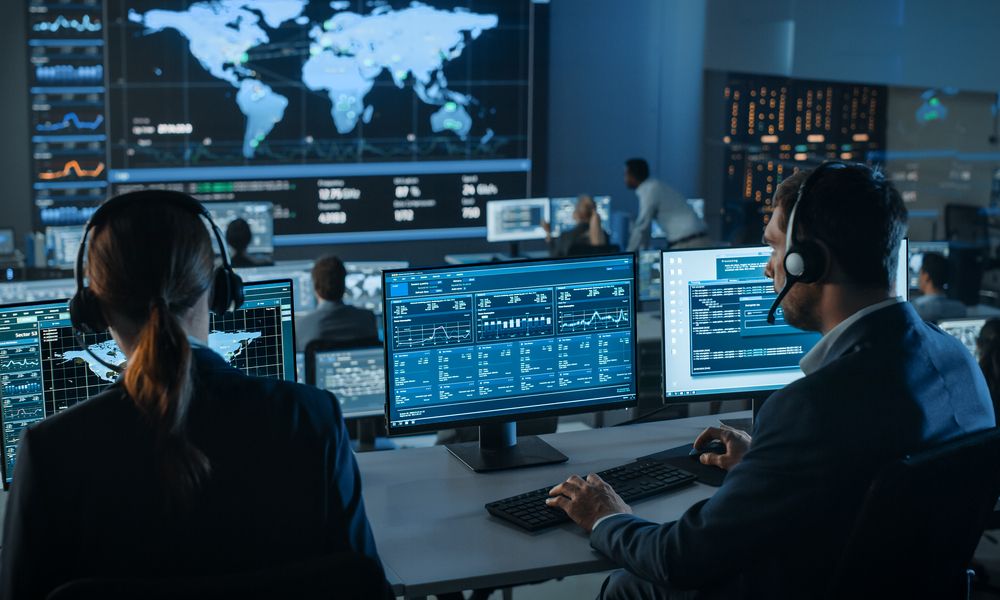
625, 158, 650, 182
920, 252, 949, 289
773, 163, 907, 289
225, 218, 252, 253
312, 255, 347, 302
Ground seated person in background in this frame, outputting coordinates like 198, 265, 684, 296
548, 163, 994, 599
225, 217, 263, 268
1, 192, 386, 599
912, 252, 966, 321
541, 194, 609, 257
296, 254, 378, 352
977, 318, 1000, 420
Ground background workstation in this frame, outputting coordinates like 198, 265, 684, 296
2, 0, 1000, 598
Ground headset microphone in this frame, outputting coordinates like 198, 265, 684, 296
766, 281, 793, 325
765, 161, 847, 325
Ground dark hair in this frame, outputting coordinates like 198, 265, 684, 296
919, 252, 949, 290
625, 158, 650, 182
774, 163, 907, 289
978, 318, 1000, 422
312, 255, 347, 302
225, 218, 252, 254
87, 198, 215, 508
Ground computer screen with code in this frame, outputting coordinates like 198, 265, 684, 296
383, 255, 637, 433
661, 245, 907, 400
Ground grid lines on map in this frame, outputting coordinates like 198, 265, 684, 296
39, 327, 116, 417
211, 305, 285, 380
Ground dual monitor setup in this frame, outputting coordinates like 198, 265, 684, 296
0, 244, 910, 485
484, 196, 705, 245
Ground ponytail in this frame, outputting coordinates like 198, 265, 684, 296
124, 298, 210, 508
86, 199, 216, 511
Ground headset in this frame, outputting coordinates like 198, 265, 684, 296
70, 190, 245, 371
766, 161, 848, 324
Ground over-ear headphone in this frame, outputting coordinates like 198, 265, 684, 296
70, 190, 245, 335
766, 161, 847, 324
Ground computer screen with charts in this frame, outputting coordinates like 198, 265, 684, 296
549, 196, 611, 235
308, 345, 385, 419
486, 198, 550, 242
383, 255, 637, 434
0, 279, 296, 485
937, 317, 986, 358
661, 244, 908, 401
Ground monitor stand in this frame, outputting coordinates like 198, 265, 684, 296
507, 241, 520, 258
446, 421, 568, 472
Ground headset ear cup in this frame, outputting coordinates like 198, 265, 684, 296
791, 241, 826, 284
70, 288, 107, 334
211, 268, 231, 315
210, 268, 245, 315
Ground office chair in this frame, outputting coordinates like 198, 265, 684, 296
46, 552, 392, 600
825, 427, 1000, 600
568, 242, 621, 256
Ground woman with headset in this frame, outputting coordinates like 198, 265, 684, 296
1, 191, 385, 598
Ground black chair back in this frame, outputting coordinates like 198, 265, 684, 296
827, 427, 1000, 599
46, 552, 392, 600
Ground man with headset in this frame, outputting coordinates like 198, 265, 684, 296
547, 163, 994, 599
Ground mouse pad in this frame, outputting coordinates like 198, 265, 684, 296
637, 443, 727, 487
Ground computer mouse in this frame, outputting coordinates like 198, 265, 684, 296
688, 440, 726, 457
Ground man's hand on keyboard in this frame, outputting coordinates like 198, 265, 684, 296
546, 474, 632, 533
694, 426, 751, 470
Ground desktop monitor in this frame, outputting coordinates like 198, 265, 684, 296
485, 198, 550, 242
638, 250, 662, 302
204, 201, 275, 258
44, 225, 85, 269
0, 278, 77, 306
236, 260, 316, 315
908, 241, 950, 289
660, 244, 908, 402
382, 254, 638, 471
306, 341, 385, 420
0, 229, 14, 256
0, 279, 296, 486
549, 196, 611, 235
937, 317, 987, 358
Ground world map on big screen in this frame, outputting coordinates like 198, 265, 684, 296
127, 0, 500, 159
59, 331, 262, 383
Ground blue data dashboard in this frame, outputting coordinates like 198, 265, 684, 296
0, 280, 296, 484
661, 245, 908, 400
25, 0, 547, 244
383, 256, 637, 432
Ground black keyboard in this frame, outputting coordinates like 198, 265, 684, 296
485, 460, 697, 532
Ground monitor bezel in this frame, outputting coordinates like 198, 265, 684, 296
381, 252, 640, 436
304, 338, 385, 420
239, 278, 298, 383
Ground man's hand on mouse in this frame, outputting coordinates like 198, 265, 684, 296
546, 474, 632, 533
693, 426, 752, 471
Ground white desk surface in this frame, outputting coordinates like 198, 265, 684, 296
360, 412, 745, 598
